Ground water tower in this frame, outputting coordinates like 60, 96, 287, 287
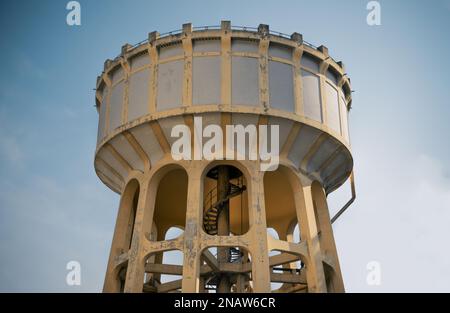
94, 21, 355, 293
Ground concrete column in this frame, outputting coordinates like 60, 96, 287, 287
151, 252, 164, 285
182, 23, 193, 108
295, 178, 327, 293
248, 170, 271, 292
123, 175, 153, 292
258, 27, 270, 111
311, 182, 345, 292
220, 20, 232, 107
181, 163, 203, 292
147, 31, 159, 113
103, 179, 140, 292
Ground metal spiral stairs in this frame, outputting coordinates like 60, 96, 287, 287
203, 182, 246, 237
202, 168, 251, 291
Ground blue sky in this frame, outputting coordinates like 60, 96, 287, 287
0, 0, 450, 292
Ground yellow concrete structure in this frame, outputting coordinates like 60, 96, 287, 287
94, 22, 355, 293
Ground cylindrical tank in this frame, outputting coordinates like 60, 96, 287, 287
95, 21, 354, 293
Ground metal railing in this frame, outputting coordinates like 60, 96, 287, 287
193, 25, 221, 31
230, 25, 258, 32
203, 186, 218, 215
203, 176, 245, 215
158, 28, 183, 38
115, 24, 325, 60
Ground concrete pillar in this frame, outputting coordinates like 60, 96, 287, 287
248, 170, 271, 292
311, 182, 345, 292
295, 177, 327, 293
123, 175, 153, 292
103, 179, 140, 292
181, 163, 203, 292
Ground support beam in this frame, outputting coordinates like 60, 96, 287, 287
158, 279, 182, 293
145, 263, 183, 276
201, 250, 220, 272
270, 272, 307, 284
123, 131, 151, 171
269, 253, 302, 268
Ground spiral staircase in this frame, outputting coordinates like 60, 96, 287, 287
203, 180, 246, 237
202, 167, 251, 291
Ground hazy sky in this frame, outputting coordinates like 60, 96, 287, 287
1, 0, 450, 292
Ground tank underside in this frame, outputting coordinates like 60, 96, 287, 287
95, 110, 352, 195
